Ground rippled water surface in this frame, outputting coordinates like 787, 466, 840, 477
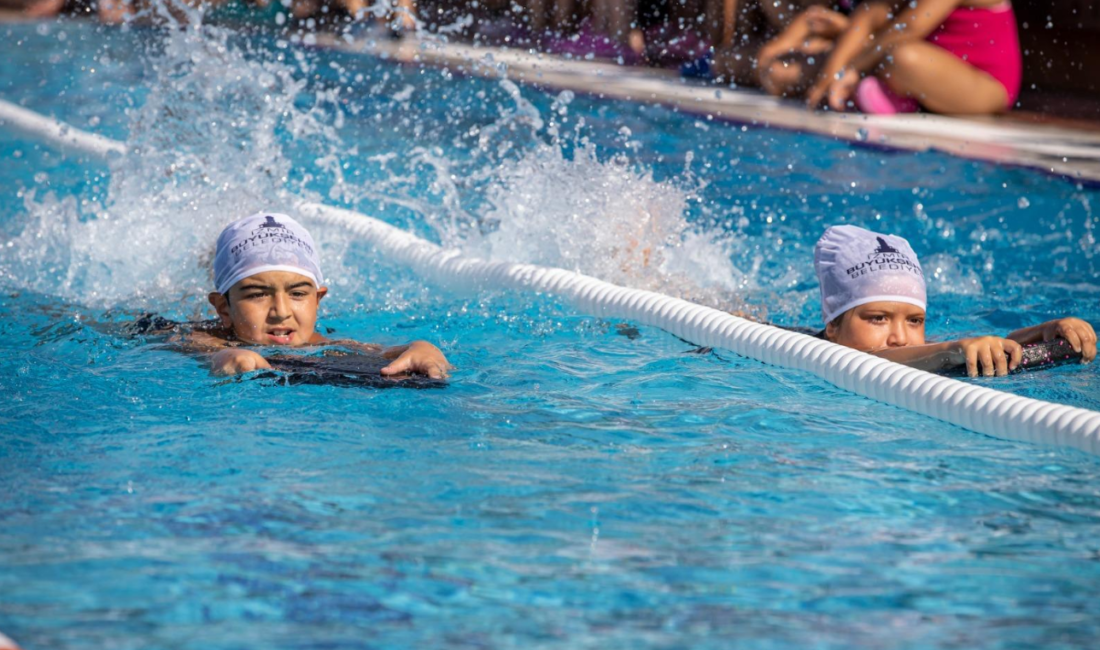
2, 17, 1099, 650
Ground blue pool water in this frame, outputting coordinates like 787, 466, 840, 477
2, 17, 1100, 650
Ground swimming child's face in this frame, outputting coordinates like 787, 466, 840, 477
208, 270, 328, 346
826, 301, 927, 351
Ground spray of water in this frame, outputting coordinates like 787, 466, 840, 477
2, 7, 357, 313
455, 86, 749, 309
3, 8, 748, 318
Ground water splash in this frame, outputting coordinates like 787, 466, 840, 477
3, 11, 353, 311
453, 85, 749, 309
3, 15, 748, 316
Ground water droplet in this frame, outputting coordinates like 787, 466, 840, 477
1017, 197, 1030, 209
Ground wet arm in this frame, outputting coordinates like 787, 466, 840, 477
874, 336, 1023, 377
871, 341, 961, 373
1006, 323, 1051, 346
813, 3, 894, 93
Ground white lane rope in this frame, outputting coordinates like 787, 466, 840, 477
3, 98, 1098, 455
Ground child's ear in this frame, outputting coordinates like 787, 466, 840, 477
824, 317, 840, 343
315, 286, 328, 302
208, 292, 232, 328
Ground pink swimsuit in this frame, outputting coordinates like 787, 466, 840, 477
926, 2, 1023, 107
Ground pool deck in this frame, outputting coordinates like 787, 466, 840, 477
318, 32, 1100, 186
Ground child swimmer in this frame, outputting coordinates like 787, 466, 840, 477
193, 212, 450, 378
814, 225, 1096, 377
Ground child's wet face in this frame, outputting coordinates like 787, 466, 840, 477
211, 271, 327, 346
827, 301, 927, 351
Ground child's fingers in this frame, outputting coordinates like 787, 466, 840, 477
380, 355, 412, 376
382, 356, 449, 379
1079, 328, 1097, 362
966, 345, 979, 377
979, 346, 995, 377
1063, 328, 1083, 354
1006, 340, 1022, 371
993, 344, 1009, 377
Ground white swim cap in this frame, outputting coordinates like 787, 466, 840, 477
814, 225, 926, 324
213, 212, 323, 295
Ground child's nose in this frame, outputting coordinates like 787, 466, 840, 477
270, 293, 292, 319
887, 320, 909, 347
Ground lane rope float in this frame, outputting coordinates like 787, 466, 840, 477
3, 98, 1098, 455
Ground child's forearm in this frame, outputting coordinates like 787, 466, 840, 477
871, 341, 960, 372
849, 0, 960, 73
1005, 324, 1043, 346
760, 13, 814, 65
818, 4, 892, 85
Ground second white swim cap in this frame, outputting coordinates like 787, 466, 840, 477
213, 212, 323, 294
814, 225, 926, 324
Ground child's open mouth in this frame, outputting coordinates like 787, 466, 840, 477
267, 329, 295, 345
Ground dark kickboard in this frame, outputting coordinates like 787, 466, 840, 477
259, 354, 447, 390
938, 338, 1083, 378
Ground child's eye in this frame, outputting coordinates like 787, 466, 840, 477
244, 292, 265, 300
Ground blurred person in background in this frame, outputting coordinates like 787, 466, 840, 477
804, 0, 1021, 114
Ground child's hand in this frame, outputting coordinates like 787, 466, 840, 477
827, 68, 860, 111
954, 336, 1023, 377
381, 341, 451, 379
211, 349, 272, 376
1037, 318, 1097, 362
806, 75, 830, 109
807, 67, 857, 111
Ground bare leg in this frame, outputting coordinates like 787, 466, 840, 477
721, 0, 738, 48
880, 41, 1009, 114
552, 0, 575, 32
603, 0, 634, 42
343, 0, 367, 19
98, 0, 133, 23
394, 0, 416, 31
24, 0, 66, 18
527, 0, 548, 33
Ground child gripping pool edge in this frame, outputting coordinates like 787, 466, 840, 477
815, 225, 1096, 377
192, 212, 450, 378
